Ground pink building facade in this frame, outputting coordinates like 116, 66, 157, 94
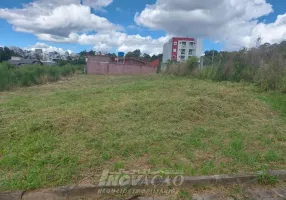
163, 37, 202, 62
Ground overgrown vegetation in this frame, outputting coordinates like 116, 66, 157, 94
162, 56, 199, 75
0, 63, 78, 91
55, 57, 86, 66
0, 75, 285, 191
163, 41, 286, 92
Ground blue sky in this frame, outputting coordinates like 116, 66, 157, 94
0, 0, 285, 54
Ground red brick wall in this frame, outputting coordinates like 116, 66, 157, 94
108, 63, 121, 74
87, 61, 108, 74
148, 59, 160, 67
87, 61, 157, 75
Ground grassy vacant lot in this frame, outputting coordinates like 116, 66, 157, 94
0, 75, 285, 191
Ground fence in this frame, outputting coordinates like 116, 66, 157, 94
87, 61, 157, 75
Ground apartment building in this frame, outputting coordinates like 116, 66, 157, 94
163, 37, 202, 62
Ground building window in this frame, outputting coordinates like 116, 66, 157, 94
172, 55, 176, 59
181, 49, 186, 55
173, 42, 177, 45
189, 49, 193, 55
173, 48, 177, 52
180, 56, 185, 60
182, 41, 186, 48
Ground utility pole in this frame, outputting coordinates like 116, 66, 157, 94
256, 34, 262, 48
212, 49, 215, 65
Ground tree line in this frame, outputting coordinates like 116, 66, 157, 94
79, 49, 163, 62
125, 49, 163, 62
1, 47, 163, 64
163, 41, 286, 92
202, 42, 286, 91
0, 47, 19, 62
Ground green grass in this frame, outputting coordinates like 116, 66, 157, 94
0, 63, 78, 91
258, 92, 286, 118
256, 166, 279, 185
0, 75, 285, 191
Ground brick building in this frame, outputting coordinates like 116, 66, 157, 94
86, 55, 158, 75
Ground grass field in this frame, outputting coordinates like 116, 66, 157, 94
0, 75, 285, 191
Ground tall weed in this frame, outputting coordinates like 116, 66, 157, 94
0, 63, 77, 91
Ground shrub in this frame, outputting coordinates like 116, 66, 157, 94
163, 57, 199, 76
254, 62, 285, 91
0, 63, 78, 91
0, 63, 12, 90
197, 41, 286, 92
185, 56, 199, 71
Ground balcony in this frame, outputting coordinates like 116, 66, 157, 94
181, 42, 187, 48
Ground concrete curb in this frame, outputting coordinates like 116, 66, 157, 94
1, 170, 286, 200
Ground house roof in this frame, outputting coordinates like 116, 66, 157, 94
125, 57, 147, 64
8, 59, 42, 66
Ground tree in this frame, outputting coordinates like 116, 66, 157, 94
125, 52, 133, 58
67, 56, 72, 61
186, 56, 199, 71
126, 49, 141, 58
0, 47, 13, 62
143, 53, 151, 60
88, 50, 96, 56
79, 50, 87, 57
133, 49, 141, 58
204, 50, 218, 57
150, 54, 163, 61
107, 53, 116, 57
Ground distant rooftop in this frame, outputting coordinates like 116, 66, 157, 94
8, 58, 42, 66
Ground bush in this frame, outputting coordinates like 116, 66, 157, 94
185, 56, 199, 71
255, 64, 286, 91
197, 42, 286, 92
0, 63, 77, 91
163, 57, 199, 76
0, 63, 13, 90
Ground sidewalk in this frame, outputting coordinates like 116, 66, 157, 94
137, 185, 286, 200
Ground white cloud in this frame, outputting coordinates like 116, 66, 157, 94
27, 42, 72, 55
1, 0, 285, 54
79, 32, 170, 55
0, 0, 168, 55
252, 14, 286, 45
0, 1, 120, 38
135, 0, 286, 50
83, 0, 113, 8
93, 43, 112, 52
34, 32, 170, 55
0, 0, 167, 55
